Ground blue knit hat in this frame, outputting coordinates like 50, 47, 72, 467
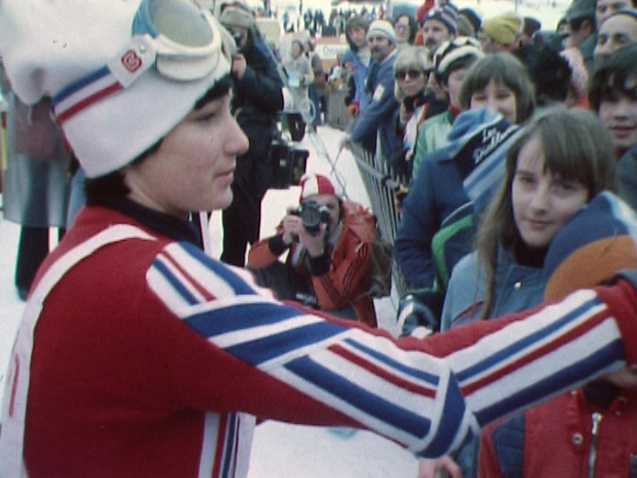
444, 108, 523, 213
424, 4, 458, 34
544, 192, 637, 301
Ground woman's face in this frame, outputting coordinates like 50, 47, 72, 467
469, 78, 517, 123
396, 68, 427, 97
124, 93, 249, 218
348, 25, 367, 49
512, 133, 589, 248
444, 67, 468, 109
394, 16, 411, 43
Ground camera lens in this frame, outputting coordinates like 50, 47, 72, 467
300, 203, 322, 235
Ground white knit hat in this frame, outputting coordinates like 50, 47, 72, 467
367, 20, 396, 44
0, 0, 235, 178
434, 37, 484, 77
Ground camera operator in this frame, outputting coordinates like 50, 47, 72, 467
217, 2, 284, 267
248, 174, 379, 327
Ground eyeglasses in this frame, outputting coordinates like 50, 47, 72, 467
52, 0, 230, 125
394, 69, 426, 81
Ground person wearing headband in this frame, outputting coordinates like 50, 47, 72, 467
4, 2, 637, 478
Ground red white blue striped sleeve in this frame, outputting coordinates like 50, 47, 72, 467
146, 241, 634, 457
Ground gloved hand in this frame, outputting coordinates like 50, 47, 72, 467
397, 293, 439, 337
347, 101, 359, 117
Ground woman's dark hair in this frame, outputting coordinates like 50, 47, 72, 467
345, 15, 370, 51
458, 53, 536, 124
85, 74, 233, 202
393, 14, 419, 45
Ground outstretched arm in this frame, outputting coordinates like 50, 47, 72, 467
149, 242, 637, 458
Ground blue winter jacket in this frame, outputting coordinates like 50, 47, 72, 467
348, 49, 372, 116
395, 109, 521, 289
350, 50, 402, 164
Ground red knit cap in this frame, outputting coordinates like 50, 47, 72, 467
299, 174, 336, 202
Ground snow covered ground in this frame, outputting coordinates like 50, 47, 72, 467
0, 0, 572, 473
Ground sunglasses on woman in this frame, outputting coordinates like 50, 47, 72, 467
394, 69, 426, 81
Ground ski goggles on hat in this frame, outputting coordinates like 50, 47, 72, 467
52, 0, 226, 125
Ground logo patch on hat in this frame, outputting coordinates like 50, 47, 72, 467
121, 50, 143, 73
108, 35, 156, 88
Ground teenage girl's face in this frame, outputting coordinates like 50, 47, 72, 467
512, 134, 589, 249
444, 67, 468, 109
598, 86, 637, 156
124, 93, 249, 218
348, 25, 367, 49
469, 79, 517, 123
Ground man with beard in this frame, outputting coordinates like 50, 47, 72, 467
421, 4, 458, 119
422, 4, 457, 52
346, 20, 402, 165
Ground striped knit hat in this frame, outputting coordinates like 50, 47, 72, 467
299, 174, 336, 202
424, 4, 458, 34
444, 108, 523, 213
0, 0, 234, 178
433, 37, 484, 78
544, 192, 637, 301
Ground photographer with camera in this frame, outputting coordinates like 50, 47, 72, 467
217, 2, 284, 267
248, 174, 379, 327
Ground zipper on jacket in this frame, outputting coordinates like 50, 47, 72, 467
588, 412, 603, 478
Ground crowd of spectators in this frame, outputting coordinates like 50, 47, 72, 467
312, 1, 637, 476
3, 0, 637, 477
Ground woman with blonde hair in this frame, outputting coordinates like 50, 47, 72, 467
392, 45, 432, 166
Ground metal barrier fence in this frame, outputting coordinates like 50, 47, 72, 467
326, 89, 349, 131
350, 143, 409, 297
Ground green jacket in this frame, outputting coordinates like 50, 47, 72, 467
411, 109, 453, 182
